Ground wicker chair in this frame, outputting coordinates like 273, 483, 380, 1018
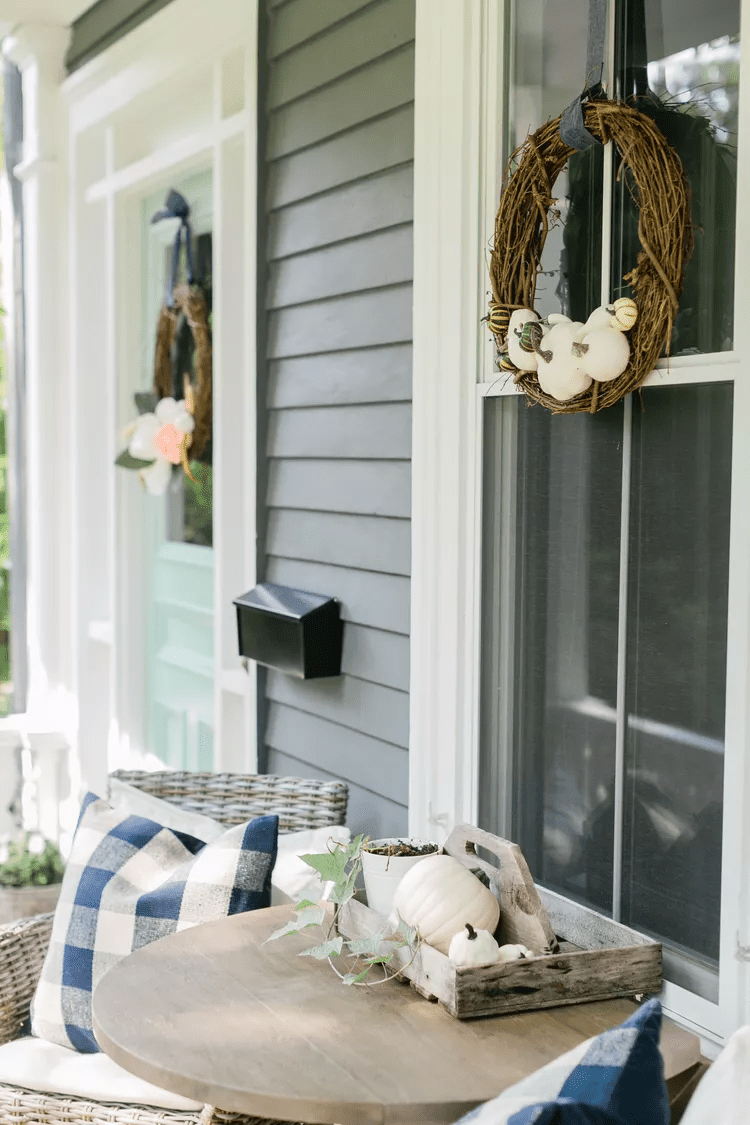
0, 770, 349, 1125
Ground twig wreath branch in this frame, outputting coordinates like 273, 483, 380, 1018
488, 100, 694, 414
154, 282, 213, 460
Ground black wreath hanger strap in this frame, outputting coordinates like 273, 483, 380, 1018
621, 0, 660, 109
560, 0, 608, 150
151, 188, 195, 308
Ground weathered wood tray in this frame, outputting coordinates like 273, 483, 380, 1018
339, 824, 662, 1019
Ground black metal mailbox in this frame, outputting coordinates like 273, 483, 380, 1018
233, 582, 343, 679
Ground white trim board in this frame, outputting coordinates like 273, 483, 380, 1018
409, 0, 504, 840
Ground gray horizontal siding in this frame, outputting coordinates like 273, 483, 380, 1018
269, 0, 376, 57
267, 226, 413, 307
267, 558, 410, 635
268, 106, 414, 207
267, 0, 415, 108
267, 510, 410, 575
268, 46, 414, 157
267, 749, 408, 838
341, 625, 410, 691
267, 703, 408, 803
267, 671, 409, 748
267, 460, 411, 517
267, 345, 412, 407
267, 404, 411, 459
261, 0, 414, 839
268, 167, 414, 259
268, 287, 413, 357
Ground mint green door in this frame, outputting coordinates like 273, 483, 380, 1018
141, 170, 214, 771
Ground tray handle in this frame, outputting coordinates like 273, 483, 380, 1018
444, 824, 559, 954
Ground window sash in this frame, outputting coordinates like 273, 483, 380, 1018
479, 359, 750, 1042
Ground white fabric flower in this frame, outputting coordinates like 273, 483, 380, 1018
128, 414, 160, 461
125, 397, 196, 496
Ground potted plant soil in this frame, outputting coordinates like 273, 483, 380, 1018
0, 832, 65, 924
361, 838, 439, 916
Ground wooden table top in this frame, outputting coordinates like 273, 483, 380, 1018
92, 905, 700, 1125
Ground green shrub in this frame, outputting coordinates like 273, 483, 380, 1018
0, 833, 65, 887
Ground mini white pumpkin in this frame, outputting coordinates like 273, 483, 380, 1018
448, 923, 500, 967
391, 854, 500, 955
582, 304, 618, 333
535, 320, 592, 402
578, 326, 630, 383
497, 943, 533, 962
613, 297, 638, 331
507, 309, 541, 372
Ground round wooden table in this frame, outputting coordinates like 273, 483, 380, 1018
92, 906, 698, 1125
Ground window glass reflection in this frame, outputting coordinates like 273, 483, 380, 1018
613, 0, 739, 354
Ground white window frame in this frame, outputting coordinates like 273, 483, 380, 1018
410, 0, 750, 1048
61, 0, 260, 791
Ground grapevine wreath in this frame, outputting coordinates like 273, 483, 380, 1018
116, 191, 212, 494
487, 99, 694, 414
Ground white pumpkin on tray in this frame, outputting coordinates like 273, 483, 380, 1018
389, 853, 501, 956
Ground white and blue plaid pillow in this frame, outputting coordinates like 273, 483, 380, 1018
454, 999, 669, 1125
31, 792, 278, 1053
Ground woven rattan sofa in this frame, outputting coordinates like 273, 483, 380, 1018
0, 769, 349, 1125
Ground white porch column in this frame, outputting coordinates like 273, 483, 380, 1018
2, 26, 74, 739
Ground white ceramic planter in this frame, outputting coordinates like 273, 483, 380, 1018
361, 839, 439, 917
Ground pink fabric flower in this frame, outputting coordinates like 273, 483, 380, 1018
154, 423, 184, 464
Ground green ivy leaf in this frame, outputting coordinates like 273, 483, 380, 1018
115, 450, 154, 471
363, 952, 395, 966
392, 917, 419, 946
341, 970, 370, 985
264, 903, 326, 943
300, 849, 349, 884
328, 867, 359, 906
134, 391, 159, 415
299, 937, 343, 960
345, 933, 387, 956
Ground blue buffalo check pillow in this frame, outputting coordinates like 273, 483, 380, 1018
454, 999, 669, 1125
31, 792, 278, 1053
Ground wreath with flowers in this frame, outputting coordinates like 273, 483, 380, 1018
116, 192, 212, 494
487, 100, 694, 414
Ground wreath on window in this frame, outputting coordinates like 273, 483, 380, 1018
487, 100, 694, 413
116, 190, 212, 494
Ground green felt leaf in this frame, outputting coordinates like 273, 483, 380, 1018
363, 952, 395, 966
342, 970, 370, 985
345, 933, 387, 956
115, 450, 154, 471
134, 391, 159, 415
328, 867, 358, 906
299, 937, 343, 960
394, 919, 419, 946
264, 903, 326, 943
301, 849, 348, 884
